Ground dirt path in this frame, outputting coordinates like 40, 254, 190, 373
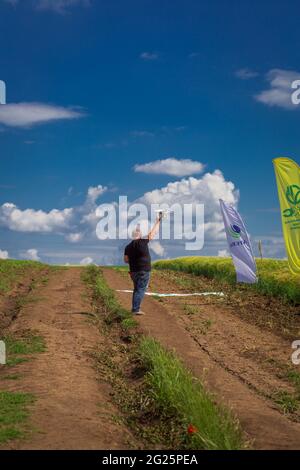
103, 268, 300, 450
1, 268, 136, 450
148, 270, 300, 416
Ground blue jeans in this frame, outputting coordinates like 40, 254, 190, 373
130, 271, 151, 313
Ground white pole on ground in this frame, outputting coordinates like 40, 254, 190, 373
0, 341, 6, 365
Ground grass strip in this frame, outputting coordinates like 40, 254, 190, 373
83, 265, 131, 324
83, 265, 244, 450
2, 331, 46, 368
0, 391, 35, 444
139, 336, 243, 450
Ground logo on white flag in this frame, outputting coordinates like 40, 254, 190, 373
228, 224, 241, 239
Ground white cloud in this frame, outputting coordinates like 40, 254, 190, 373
23, 248, 40, 261
0, 185, 107, 236
0, 203, 73, 232
134, 158, 205, 177
218, 249, 229, 257
235, 68, 259, 80
80, 256, 94, 265
65, 232, 83, 243
0, 249, 9, 260
140, 52, 159, 61
255, 69, 300, 109
150, 241, 165, 257
0, 102, 84, 128
80, 185, 108, 225
139, 170, 239, 242
86, 185, 107, 204
0, 171, 239, 263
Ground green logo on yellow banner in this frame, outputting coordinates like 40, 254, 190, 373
284, 185, 300, 218
286, 185, 300, 205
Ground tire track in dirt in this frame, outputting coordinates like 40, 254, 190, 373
148, 270, 300, 418
103, 267, 300, 450
0, 268, 138, 450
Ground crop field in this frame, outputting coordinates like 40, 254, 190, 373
154, 257, 300, 304
0, 260, 49, 294
0, 259, 300, 450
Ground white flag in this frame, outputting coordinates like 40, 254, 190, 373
219, 199, 257, 284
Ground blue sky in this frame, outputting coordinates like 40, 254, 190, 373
1, 0, 300, 264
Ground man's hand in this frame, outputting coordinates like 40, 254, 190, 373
124, 255, 129, 264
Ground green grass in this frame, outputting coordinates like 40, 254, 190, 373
184, 305, 199, 316
0, 259, 49, 294
82, 265, 132, 325
0, 391, 35, 443
84, 265, 244, 450
0, 374, 22, 381
272, 390, 299, 415
139, 337, 243, 450
286, 370, 300, 390
4, 334, 46, 356
3, 332, 46, 368
121, 317, 138, 331
154, 257, 300, 304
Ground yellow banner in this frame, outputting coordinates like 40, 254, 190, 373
273, 157, 300, 274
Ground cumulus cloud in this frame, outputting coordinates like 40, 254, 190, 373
235, 68, 259, 80
23, 248, 40, 261
0, 102, 84, 128
0, 171, 239, 263
0, 203, 73, 232
0, 184, 107, 235
86, 185, 107, 204
255, 69, 300, 109
139, 170, 239, 242
134, 158, 205, 177
0, 249, 9, 259
140, 52, 159, 61
80, 256, 94, 265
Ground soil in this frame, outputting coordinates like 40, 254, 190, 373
103, 267, 300, 450
0, 268, 138, 450
1, 265, 300, 450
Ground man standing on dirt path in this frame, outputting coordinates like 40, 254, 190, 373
124, 214, 162, 315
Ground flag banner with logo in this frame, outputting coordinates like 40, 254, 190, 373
219, 199, 257, 283
273, 157, 300, 274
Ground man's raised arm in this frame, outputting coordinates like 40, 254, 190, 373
148, 213, 162, 241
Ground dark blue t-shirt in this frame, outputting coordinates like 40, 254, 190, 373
124, 238, 151, 272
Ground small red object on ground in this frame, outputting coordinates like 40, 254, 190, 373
187, 424, 198, 434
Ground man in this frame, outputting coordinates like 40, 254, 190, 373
124, 214, 162, 315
